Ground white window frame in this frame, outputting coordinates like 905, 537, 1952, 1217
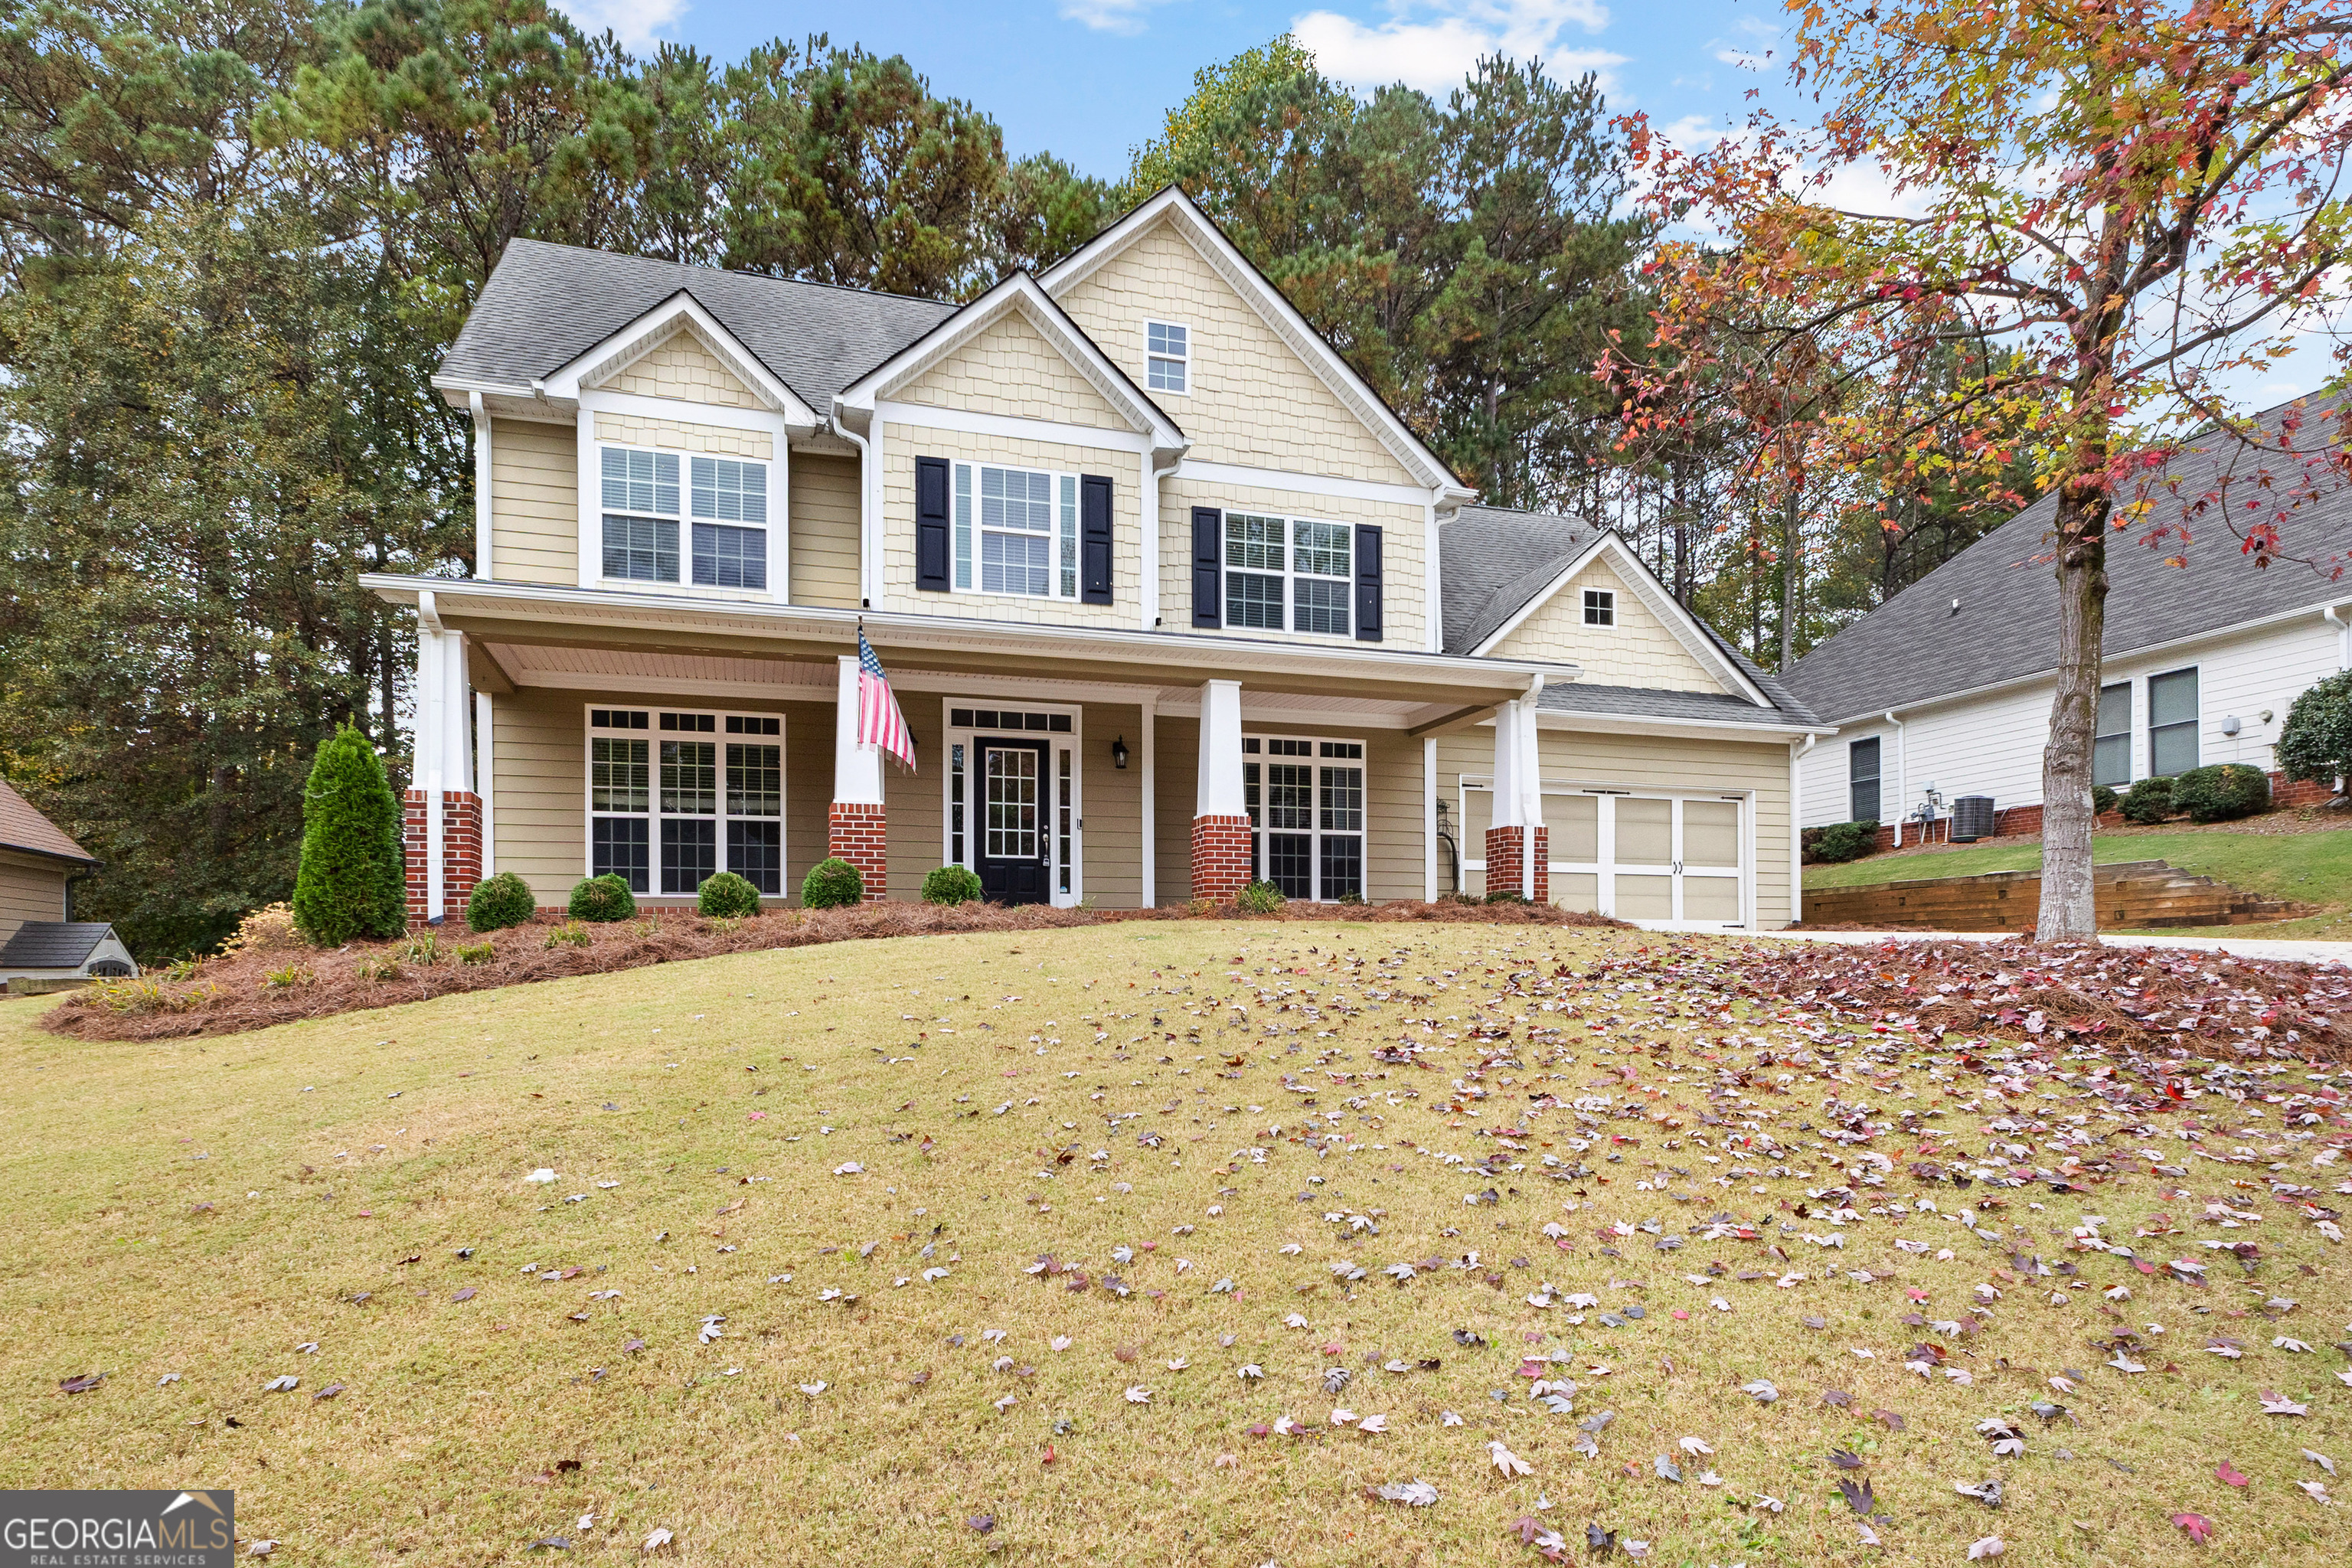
939, 698, 1086, 908
596, 445, 680, 586
573, 389, 790, 602
581, 704, 786, 899
1145, 318, 1191, 396
1459, 779, 1753, 931
952, 460, 1083, 601
2148, 665, 2200, 776
1243, 733, 1367, 902
1223, 512, 1355, 638
1582, 587, 1615, 626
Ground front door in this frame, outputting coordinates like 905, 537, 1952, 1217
978, 738, 1051, 905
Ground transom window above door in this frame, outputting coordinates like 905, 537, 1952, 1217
954, 462, 1079, 598
599, 444, 770, 592
1225, 514, 1352, 636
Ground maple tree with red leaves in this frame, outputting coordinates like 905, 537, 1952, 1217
1606, 0, 2352, 941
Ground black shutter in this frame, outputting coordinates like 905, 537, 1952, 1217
1191, 508, 1223, 628
1354, 524, 1383, 642
915, 456, 950, 591
1080, 473, 1113, 604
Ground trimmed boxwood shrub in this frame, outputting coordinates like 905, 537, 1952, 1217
2278, 669, 2352, 787
466, 871, 537, 933
2091, 784, 2119, 818
1807, 819, 1879, 864
922, 864, 983, 906
2171, 762, 2270, 823
291, 724, 407, 946
802, 857, 864, 909
568, 874, 637, 922
697, 871, 763, 918
1236, 879, 1285, 913
2119, 775, 2175, 824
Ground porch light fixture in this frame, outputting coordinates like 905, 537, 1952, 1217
1112, 735, 1130, 769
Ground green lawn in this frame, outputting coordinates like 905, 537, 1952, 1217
1803, 825, 2352, 910
2, 924, 2345, 1566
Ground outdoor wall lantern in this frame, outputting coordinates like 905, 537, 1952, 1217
1111, 736, 1131, 769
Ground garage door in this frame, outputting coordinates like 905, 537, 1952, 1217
1464, 784, 1749, 929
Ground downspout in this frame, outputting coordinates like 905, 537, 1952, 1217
835, 417, 874, 609
469, 391, 492, 580
1883, 709, 1906, 848
2325, 604, 2349, 672
1792, 732, 1817, 926
1145, 451, 1181, 629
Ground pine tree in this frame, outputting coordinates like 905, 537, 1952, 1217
291, 725, 407, 946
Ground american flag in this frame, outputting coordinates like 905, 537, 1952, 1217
857, 628, 916, 771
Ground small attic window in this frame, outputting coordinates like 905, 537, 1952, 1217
1146, 320, 1188, 394
1582, 588, 1615, 626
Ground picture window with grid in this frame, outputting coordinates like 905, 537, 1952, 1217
602, 446, 772, 591
1224, 514, 1351, 635
1240, 734, 1365, 900
587, 708, 783, 897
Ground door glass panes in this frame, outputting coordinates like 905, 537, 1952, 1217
2094, 681, 2132, 786
1266, 831, 1312, 898
985, 747, 1040, 859
2148, 668, 2199, 776
950, 744, 966, 864
1318, 749, 1364, 899
1683, 800, 1740, 867
1057, 749, 1073, 894
1615, 796, 1674, 863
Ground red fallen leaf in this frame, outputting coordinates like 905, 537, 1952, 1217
1041, 1445, 1056, 1465
2216, 1461, 2249, 1488
2133, 1259, 2157, 1275
2173, 1512, 2214, 1543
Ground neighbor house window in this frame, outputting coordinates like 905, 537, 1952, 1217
2094, 681, 2132, 787
1224, 514, 1351, 636
1242, 736, 1365, 900
601, 447, 678, 583
1848, 736, 1881, 823
689, 456, 767, 590
587, 708, 782, 896
2148, 667, 2199, 776
952, 462, 1080, 598
1583, 588, 1615, 626
1146, 320, 1188, 394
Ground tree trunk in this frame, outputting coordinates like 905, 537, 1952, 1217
2035, 470, 2110, 942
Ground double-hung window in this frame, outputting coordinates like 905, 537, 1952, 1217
602, 448, 679, 583
602, 444, 770, 591
2094, 681, 2132, 786
588, 708, 783, 896
1242, 735, 1365, 900
1146, 321, 1188, 394
1847, 737, 1881, 823
2148, 667, 2199, 776
1223, 514, 1351, 636
689, 456, 767, 590
952, 462, 1080, 598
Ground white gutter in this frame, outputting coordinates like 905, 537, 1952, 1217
1791, 732, 1817, 926
1884, 710, 1906, 847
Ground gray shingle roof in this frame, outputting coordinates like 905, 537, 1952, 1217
0, 921, 115, 968
440, 240, 958, 409
1785, 402, 2352, 724
1539, 683, 1809, 725
1439, 505, 1815, 722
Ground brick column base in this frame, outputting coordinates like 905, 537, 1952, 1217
1191, 814, 1253, 904
405, 789, 484, 924
828, 802, 889, 901
1485, 824, 1549, 903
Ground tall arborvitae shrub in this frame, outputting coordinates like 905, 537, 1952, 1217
291, 724, 407, 945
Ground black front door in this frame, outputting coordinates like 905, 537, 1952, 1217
978, 738, 1051, 904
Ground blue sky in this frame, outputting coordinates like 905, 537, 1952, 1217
558, 0, 1797, 180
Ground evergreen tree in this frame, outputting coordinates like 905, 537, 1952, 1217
290, 724, 407, 945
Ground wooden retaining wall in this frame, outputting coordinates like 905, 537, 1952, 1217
1802, 859, 2307, 933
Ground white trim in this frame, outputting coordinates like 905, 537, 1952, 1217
947, 459, 1088, 603
1143, 318, 1191, 397
477, 691, 497, 879
1175, 459, 1431, 507
1471, 532, 1772, 707
1531, 708, 1824, 740
936, 695, 1087, 907
1040, 189, 1472, 501
1423, 735, 1439, 900
1241, 730, 1374, 903
540, 293, 820, 430
1580, 587, 1617, 628
579, 396, 791, 603
877, 399, 1153, 455
1790, 732, 1816, 925
470, 392, 492, 580
1141, 694, 1157, 906
1458, 776, 1756, 931
582, 701, 789, 898
1424, 499, 1442, 655
1197, 679, 1245, 815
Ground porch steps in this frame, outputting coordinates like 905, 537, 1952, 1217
1802, 858, 2316, 933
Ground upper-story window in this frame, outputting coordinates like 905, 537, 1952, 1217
1146, 321, 1189, 394
955, 462, 1080, 598
1583, 588, 1615, 626
1226, 514, 1351, 636
599, 444, 769, 592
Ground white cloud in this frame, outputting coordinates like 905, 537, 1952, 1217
1060, 0, 1169, 34
1293, 0, 1623, 95
558, 0, 685, 50
1713, 48, 1765, 70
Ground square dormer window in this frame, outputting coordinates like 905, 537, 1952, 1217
599, 443, 771, 593
1146, 320, 1188, 394
1583, 588, 1615, 626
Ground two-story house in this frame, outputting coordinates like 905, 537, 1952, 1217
362, 188, 1819, 929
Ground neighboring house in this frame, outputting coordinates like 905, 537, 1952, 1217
364, 188, 1818, 933
1785, 410, 2352, 844
0, 777, 136, 988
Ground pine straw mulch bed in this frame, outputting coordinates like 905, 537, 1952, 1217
41, 897, 1628, 1042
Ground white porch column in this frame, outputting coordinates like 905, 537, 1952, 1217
1140, 695, 1157, 907
1487, 688, 1547, 903
415, 619, 445, 923
1191, 678, 1250, 902
829, 654, 887, 900
1423, 736, 1439, 902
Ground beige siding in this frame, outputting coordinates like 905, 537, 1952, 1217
488, 417, 578, 586
790, 452, 861, 609
0, 851, 65, 944
593, 412, 772, 460
895, 307, 1127, 429
1161, 475, 1427, 652
1152, 715, 1199, 906
1436, 726, 1794, 928
877, 422, 1142, 628
1488, 557, 1727, 692
1081, 703, 1144, 909
603, 328, 758, 407
1054, 218, 1418, 484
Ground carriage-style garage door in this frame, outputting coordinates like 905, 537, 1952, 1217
1546, 790, 1746, 929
